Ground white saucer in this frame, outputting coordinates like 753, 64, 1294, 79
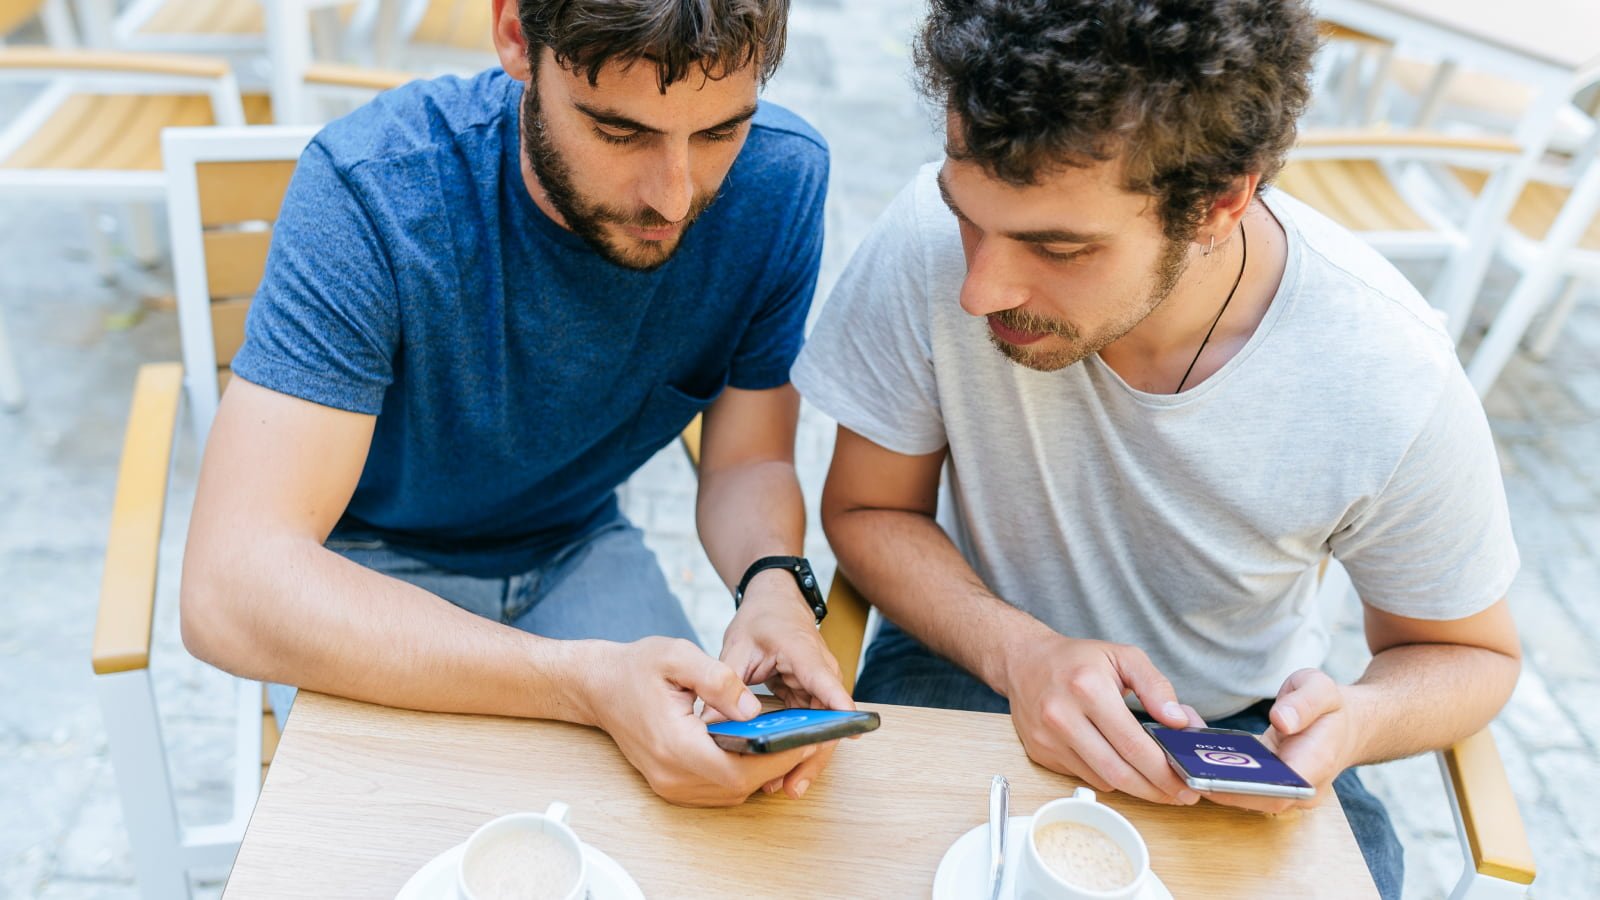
932, 816, 1174, 900
395, 840, 644, 900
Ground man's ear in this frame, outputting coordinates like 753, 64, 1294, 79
491, 0, 533, 82
1196, 174, 1261, 248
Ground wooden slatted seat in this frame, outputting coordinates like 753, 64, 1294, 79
412, 0, 495, 53
1453, 167, 1600, 251
0, 92, 271, 170
1277, 158, 1432, 232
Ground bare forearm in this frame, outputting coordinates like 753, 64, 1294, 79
696, 460, 806, 590
180, 534, 596, 724
826, 507, 1053, 693
1342, 643, 1520, 765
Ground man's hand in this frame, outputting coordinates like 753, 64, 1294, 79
718, 571, 855, 798
1201, 668, 1359, 814
582, 636, 823, 808
1004, 633, 1202, 806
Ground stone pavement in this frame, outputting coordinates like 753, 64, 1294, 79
3, 2, 1599, 897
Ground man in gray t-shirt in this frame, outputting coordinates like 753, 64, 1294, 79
793, 4, 1521, 898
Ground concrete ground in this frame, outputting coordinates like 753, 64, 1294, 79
4, 1, 1599, 897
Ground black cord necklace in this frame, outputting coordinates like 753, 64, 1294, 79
1174, 225, 1249, 394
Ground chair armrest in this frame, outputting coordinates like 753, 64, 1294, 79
302, 62, 416, 94
92, 363, 184, 675
819, 573, 871, 693
1292, 128, 1523, 169
0, 47, 231, 80
679, 414, 704, 470
1439, 727, 1537, 885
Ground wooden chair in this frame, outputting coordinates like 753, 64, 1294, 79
0, 0, 78, 410
1275, 127, 1526, 338
71, 0, 360, 125
92, 124, 316, 898
0, 46, 257, 412
364, 0, 495, 75
1453, 70, 1600, 394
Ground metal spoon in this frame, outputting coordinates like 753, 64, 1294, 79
989, 774, 1010, 900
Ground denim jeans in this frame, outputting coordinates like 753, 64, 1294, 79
855, 619, 1405, 900
266, 509, 698, 729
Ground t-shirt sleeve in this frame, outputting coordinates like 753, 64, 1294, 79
1329, 367, 1519, 619
229, 141, 400, 415
725, 147, 828, 391
790, 174, 947, 456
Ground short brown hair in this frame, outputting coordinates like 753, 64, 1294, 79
918, 0, 1318, 240
519, 0, 790, 91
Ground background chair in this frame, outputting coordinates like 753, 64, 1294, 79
92, 124, 315, 898
0, 46, 253, 412
1275, 127, 1525, 338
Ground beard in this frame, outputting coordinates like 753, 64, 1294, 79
520, 83, 717, 272
988, 236, 1190, 372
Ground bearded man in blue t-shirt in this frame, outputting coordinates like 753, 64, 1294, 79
180, 0, 850, 807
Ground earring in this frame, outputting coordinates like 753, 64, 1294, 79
1204, 235, 1216, 257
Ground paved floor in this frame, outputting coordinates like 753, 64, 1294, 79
4, 2, 1599, 897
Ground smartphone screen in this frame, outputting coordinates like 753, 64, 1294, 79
707, 709, 880, 753
1145, 725, 1313, 790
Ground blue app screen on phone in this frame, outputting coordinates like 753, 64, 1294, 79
706, 709, 862, 739
1148, 727, 1312, 787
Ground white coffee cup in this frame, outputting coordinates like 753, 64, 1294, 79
1016, 788, 1151, 900
456, 803, 587, 900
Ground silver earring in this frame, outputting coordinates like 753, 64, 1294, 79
1203, 235, 1216, 257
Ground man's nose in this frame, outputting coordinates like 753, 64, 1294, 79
959, 240, 1029, 317
639, 142, 694, 224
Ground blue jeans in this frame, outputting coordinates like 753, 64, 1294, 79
266, 510, 698, 729
855, 619, 1405, 900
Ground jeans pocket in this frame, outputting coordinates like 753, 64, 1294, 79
624, 378, 726, 453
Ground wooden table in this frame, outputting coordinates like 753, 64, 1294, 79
224, 692, 1378, 898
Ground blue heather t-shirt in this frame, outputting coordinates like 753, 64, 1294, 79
232, 69, 828, 578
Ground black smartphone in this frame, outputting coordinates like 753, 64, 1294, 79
706, 709, 881, 753
1143, 723, 1316, 799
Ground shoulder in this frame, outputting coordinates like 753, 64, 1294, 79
309, 68, 514, 176
1264, 189, 1478, 438
732, 101, 829, 192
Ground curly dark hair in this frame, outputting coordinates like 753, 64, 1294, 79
918, 0, 1318, 240
519, 0, 789, 91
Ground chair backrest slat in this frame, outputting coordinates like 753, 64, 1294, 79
209, 297, 251, 367
164, 127, 317, 446
196, 159, 297, 226
0, 0, 47, 36
202, 228, 273, 298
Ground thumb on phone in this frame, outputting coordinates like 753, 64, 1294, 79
664, 642, 763, 723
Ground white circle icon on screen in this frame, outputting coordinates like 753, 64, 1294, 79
1198, 750, 1262, 768
754, 716, 807, 730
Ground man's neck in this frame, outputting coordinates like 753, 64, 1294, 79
1098, 201, 1288, 393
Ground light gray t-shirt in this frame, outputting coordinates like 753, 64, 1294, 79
792, 163, 1518, 719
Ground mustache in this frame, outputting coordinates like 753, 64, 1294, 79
593, 190, 720, 230
992, 307, 1080, 340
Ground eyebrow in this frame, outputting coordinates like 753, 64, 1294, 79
935, 170, 1112, 245
572, 101, 760, 136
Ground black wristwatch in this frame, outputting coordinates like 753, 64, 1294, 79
734, 555, 827, 624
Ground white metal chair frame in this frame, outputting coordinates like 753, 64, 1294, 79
1283, 127, 1526, 330
0, 48, 245, 411
71, 0, 355, 125
92, 125, 316, 899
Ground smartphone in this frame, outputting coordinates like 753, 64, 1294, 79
706, 709, 881, 754
1143, 723, 1316, 799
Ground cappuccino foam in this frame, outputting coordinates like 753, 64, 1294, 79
1034, 821, 1136, 892
463, 827, 579, 900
